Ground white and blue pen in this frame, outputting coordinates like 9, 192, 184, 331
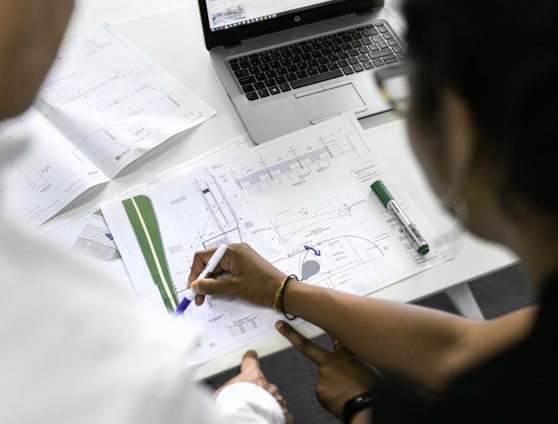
175, 244, 228, 316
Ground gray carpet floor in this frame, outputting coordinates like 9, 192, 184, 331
203, 263, 535, 423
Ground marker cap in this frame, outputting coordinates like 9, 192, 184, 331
371, 180, 393, 207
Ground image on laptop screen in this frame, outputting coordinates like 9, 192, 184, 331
207, 0, 340, 32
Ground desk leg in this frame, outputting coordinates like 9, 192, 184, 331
445, 283, 484, 320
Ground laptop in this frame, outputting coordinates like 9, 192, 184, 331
198, 0, 406, 143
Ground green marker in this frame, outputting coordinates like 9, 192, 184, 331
371, 180, 430, 255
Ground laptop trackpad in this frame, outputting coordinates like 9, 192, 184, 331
296, 83, 367, 124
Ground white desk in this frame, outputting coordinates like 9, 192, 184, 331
57, 0, 517, 379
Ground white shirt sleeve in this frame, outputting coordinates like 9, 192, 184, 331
0, 213, 283, 424
215, 382, 286, 424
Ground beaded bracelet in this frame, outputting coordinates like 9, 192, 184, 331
272, 274, 298, 320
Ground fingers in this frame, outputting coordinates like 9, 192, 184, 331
187, 247, 221, 285
275, 321, 330, 366
330, 337, 352, 355
240, 349, 260, 373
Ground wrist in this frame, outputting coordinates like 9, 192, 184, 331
349, 408, 372, 424
343, 390, 375, 424
272, 274, 298, 320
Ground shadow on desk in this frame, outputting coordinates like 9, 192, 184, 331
203, 264, 534, 424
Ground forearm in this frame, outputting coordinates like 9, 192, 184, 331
190, 244, 531, 391
282, 280, 470, 391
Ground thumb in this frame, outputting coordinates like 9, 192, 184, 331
240, 349, 260, 373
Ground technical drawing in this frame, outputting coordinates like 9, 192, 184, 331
10, 156, 49, 190
120, 171, 243, 311
232, 132, 359, 193
272, 198, 356, 244
272, 233, 385, 289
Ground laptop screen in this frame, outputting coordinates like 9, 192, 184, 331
199, 0, 385, 50
207, 0, 341, 32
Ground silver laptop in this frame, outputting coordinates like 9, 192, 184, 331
198, 0, 406, 143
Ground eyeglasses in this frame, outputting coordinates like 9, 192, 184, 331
374, 63, 411, 115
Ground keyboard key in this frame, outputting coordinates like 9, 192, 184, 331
287, 65, 298, 73
242, 84, 255, 93
342, 67, 354, 75
235, 69, 250, 78
279, 83, 292, 92
246, 92, 259, 101
328, 62, 339, 70
383, 55, 398, 64
363, 28, 379, 37
269, 86, 281, 95
286, 73, 298, 82
368, 48, 393, 60
372, 35, 388, 49
290, 69, 344, 89
239, 76, 256, 85
258, 89, 270, 98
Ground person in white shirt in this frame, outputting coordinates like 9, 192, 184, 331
0, 1, 291, 423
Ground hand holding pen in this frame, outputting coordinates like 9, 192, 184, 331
186, 243, 287, 310
175, 244, 228, 315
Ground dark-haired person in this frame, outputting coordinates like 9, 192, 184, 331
0, 1, 292, 422
188, 0, 557, 421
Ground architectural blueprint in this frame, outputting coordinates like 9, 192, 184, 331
101, 115, 451, 366
0, 24, 215, 225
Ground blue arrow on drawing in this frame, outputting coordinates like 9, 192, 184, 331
304, 245, 321, 256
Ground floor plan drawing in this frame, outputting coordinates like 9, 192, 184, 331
101, 115, 452, 366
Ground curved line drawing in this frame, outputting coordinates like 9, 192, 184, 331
304, 245, 321, 256
273, 235, 384, 288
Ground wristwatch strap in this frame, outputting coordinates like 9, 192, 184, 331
343, 390, 375, 424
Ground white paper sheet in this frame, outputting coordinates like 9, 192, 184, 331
101, 115, 452, 366
0, 24, 215, 226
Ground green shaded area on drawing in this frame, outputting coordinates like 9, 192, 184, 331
122, 195, 178, 311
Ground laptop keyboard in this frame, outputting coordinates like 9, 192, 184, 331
228, 20, 405, 102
